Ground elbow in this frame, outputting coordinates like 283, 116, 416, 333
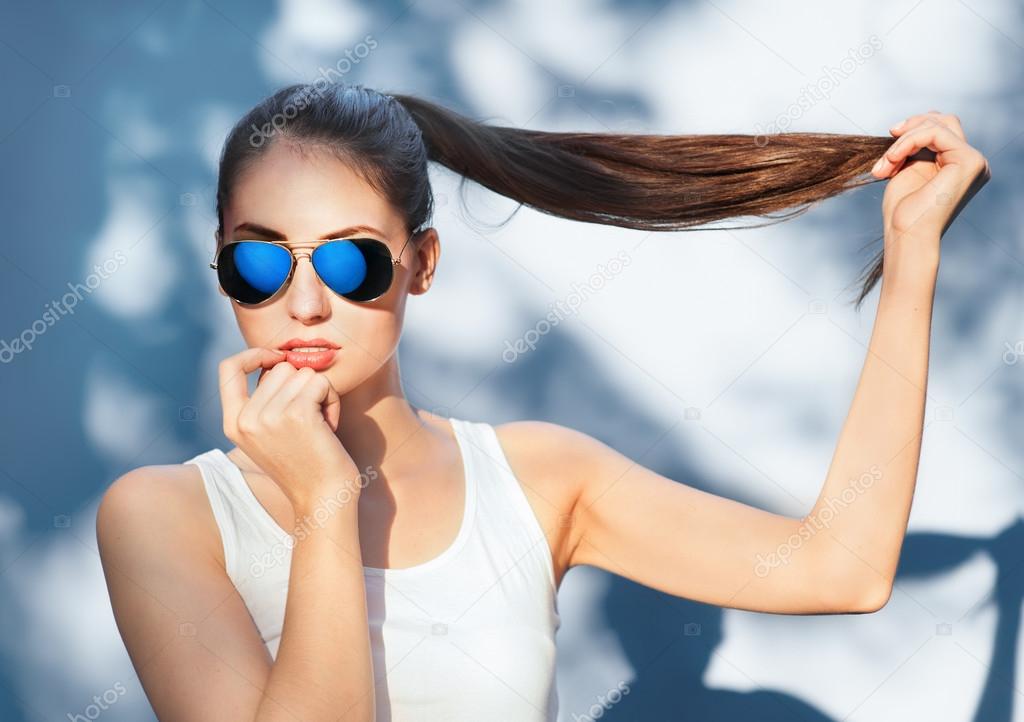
804, 540, 895, 614
844, 581, 892, 614
811, 550, 893, 613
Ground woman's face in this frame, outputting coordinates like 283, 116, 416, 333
217, 139, 437, 394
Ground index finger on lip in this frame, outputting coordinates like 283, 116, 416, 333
219, 347, 287, 420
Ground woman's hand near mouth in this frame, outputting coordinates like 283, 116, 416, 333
219, 346, 361, 512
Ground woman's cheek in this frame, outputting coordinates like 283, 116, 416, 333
233, 306, 284, 348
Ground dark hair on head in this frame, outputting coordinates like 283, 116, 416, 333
215, 82, 434, 245
216, 82, 895, 309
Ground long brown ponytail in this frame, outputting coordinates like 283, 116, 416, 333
217, 83, 894, 310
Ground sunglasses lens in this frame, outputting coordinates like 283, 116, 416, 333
313, 239, 394, 302
218, 242, 292, 304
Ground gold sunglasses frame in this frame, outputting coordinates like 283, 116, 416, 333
210, 230, 421, 306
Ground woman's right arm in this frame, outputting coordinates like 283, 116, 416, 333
97, 466, 374, 722
97, 348, 377, 721
263, 476, 375, 722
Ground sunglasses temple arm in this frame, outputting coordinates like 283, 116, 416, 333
395, 227, 424, 264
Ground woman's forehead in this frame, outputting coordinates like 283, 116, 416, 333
226, 143, 401, 243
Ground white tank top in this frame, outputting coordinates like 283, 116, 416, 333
184, 416, 561, 721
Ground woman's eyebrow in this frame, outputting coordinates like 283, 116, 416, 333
232, 222, 388, 240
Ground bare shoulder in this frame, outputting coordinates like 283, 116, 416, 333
491, 420, 608, 584
492, 419, 605, 479
491, 419, 615, 515
96, 461, 224, 569
96, 463, 273, 720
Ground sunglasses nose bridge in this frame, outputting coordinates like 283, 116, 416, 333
284, 253, 333, 318
288, 251, 319, 286
290, 252, 322, 286
292, 252, 320, 285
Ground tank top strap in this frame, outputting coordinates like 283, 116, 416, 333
450, 417, 557, 592
185, 449, 290, 582
183, 450, 243, 578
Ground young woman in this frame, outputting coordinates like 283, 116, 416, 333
96, 83, 990, 722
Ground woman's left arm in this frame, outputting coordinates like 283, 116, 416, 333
803, 110, 992, 602
548, 111, 990, 615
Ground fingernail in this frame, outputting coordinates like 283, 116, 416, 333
890, 119, 906, 132
871, 157, 884, 174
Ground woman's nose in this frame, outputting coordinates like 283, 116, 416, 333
286, 257, 330, 321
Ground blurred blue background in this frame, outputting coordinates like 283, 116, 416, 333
0, 1, 1021, 720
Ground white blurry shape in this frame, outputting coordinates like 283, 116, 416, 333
86, 174, 178, 319
872, 0, 1013, 96
2, 498, 155, 720
460, 0, 624, 84
403, 168, 536, 364
259, 0, 371, 83
405, 246, 520, 364
600, 0, 1014, 137
195, 102, 243, 176
908, 414, 1022, 535
450, 14, 549, 128
592, 1, 797, 134
101, 89, 172, 157
706, 549, 997, 721
83, 358, 186, 465
664, 315, 865, 517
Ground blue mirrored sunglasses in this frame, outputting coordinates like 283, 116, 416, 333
210, 231, 420, 306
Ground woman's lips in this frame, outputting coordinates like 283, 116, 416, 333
282, 348, 338, 370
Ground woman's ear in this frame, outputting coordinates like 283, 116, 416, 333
409, 228, 440, 295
